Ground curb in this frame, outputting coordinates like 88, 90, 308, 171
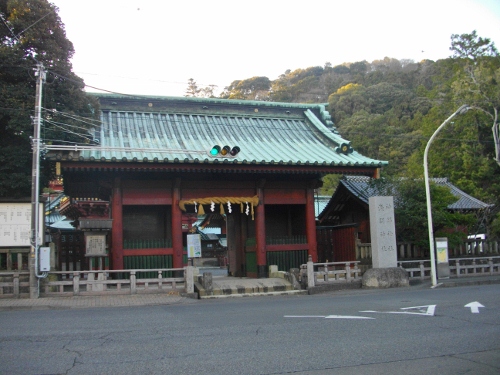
308, 280, 363, 295
198, 290, 307, 299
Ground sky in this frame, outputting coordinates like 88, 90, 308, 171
51, 0, 500, 97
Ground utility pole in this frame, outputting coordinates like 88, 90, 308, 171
29, 63, 46, 299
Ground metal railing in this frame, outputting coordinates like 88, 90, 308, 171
266, 235, 307, 245
123, 238, 172, 249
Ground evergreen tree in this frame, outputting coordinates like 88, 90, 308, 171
449, 31, 500, 166
185, 78, 200, 97
0, 0, 98, 197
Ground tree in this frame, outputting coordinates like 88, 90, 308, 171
185, 79, 217, 98
370, 177, 475, 249
450, 31, 500, 166
450, 30, 498, 60
0, 0, 98, 198
199, 84, 217, 98
220, 76, 271, 101
185, 78, 200, 97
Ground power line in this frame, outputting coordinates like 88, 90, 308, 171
48, 70, 155, 98
43, 108, 101, 127
37, 102, 497, 148
16, 9, 55, 39
73, 71, 189, 86
43, 120, 93, 142
3, 69, 489, 149
339, 131, 495, 144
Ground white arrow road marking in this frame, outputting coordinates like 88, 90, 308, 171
465, 301, 484, 313
360, 305, 436, 316
284, 315, 374, 319
400, 305, 436, 316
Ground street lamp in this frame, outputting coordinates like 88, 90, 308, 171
424, 104, 469, 287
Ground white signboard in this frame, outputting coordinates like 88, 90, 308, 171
0, 203, 43, 247
436, 237, 449, 264
187, 234, 202, 258
436, 237, 450, 279
85, 233, 107, 256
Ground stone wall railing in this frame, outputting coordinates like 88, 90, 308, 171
300, 256, 500, 287
301, 258, 361, 288
0, 267, 195, 298
398, 256, 500, 279
0, 272, 30, 297
357, 239, 500, 260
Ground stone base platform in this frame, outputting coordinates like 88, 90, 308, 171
195, 276, 307, 299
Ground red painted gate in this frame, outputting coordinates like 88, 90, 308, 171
316, 224, 357, 263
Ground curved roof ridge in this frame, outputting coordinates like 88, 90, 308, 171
91, 92, 328, 109
304, 109, 351, 149
340, 175, 492, 210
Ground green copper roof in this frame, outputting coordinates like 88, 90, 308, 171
51, 95, 388, 169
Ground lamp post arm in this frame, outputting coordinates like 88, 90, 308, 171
424, 104, 469, 287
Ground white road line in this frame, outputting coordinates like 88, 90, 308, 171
284, 315, 374, 319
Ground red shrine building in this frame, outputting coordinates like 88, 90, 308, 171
47, 94, 387, 278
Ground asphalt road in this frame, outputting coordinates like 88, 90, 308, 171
1, 284, 499, 374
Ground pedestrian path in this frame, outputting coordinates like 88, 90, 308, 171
419, 274, 500, 288
0, 293, 191, 311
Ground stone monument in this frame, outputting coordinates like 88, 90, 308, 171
363, 196, 409, 288
369, 196, 397, 268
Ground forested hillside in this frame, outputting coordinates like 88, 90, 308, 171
2, 0, 498, 241
193, 33, 500, 225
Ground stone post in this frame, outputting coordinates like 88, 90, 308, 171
13, 273, 20, 298
185, 266, 194, 294
202, 272, 213, 295
130, 271, 136, 294
73, 272, 80, 296
307, 255, 315, 288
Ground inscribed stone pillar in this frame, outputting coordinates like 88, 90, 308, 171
369, 196, 397, 268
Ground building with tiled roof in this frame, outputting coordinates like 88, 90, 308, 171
318, 175, 493, 243
47, 95, 387, 277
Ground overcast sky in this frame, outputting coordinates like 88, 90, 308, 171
51, 0, 500, 97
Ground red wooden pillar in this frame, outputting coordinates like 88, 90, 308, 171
111, 177, 124, 269
172, 178, 183, 268
255, 182, 266, 278
306, 188, 318, 262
